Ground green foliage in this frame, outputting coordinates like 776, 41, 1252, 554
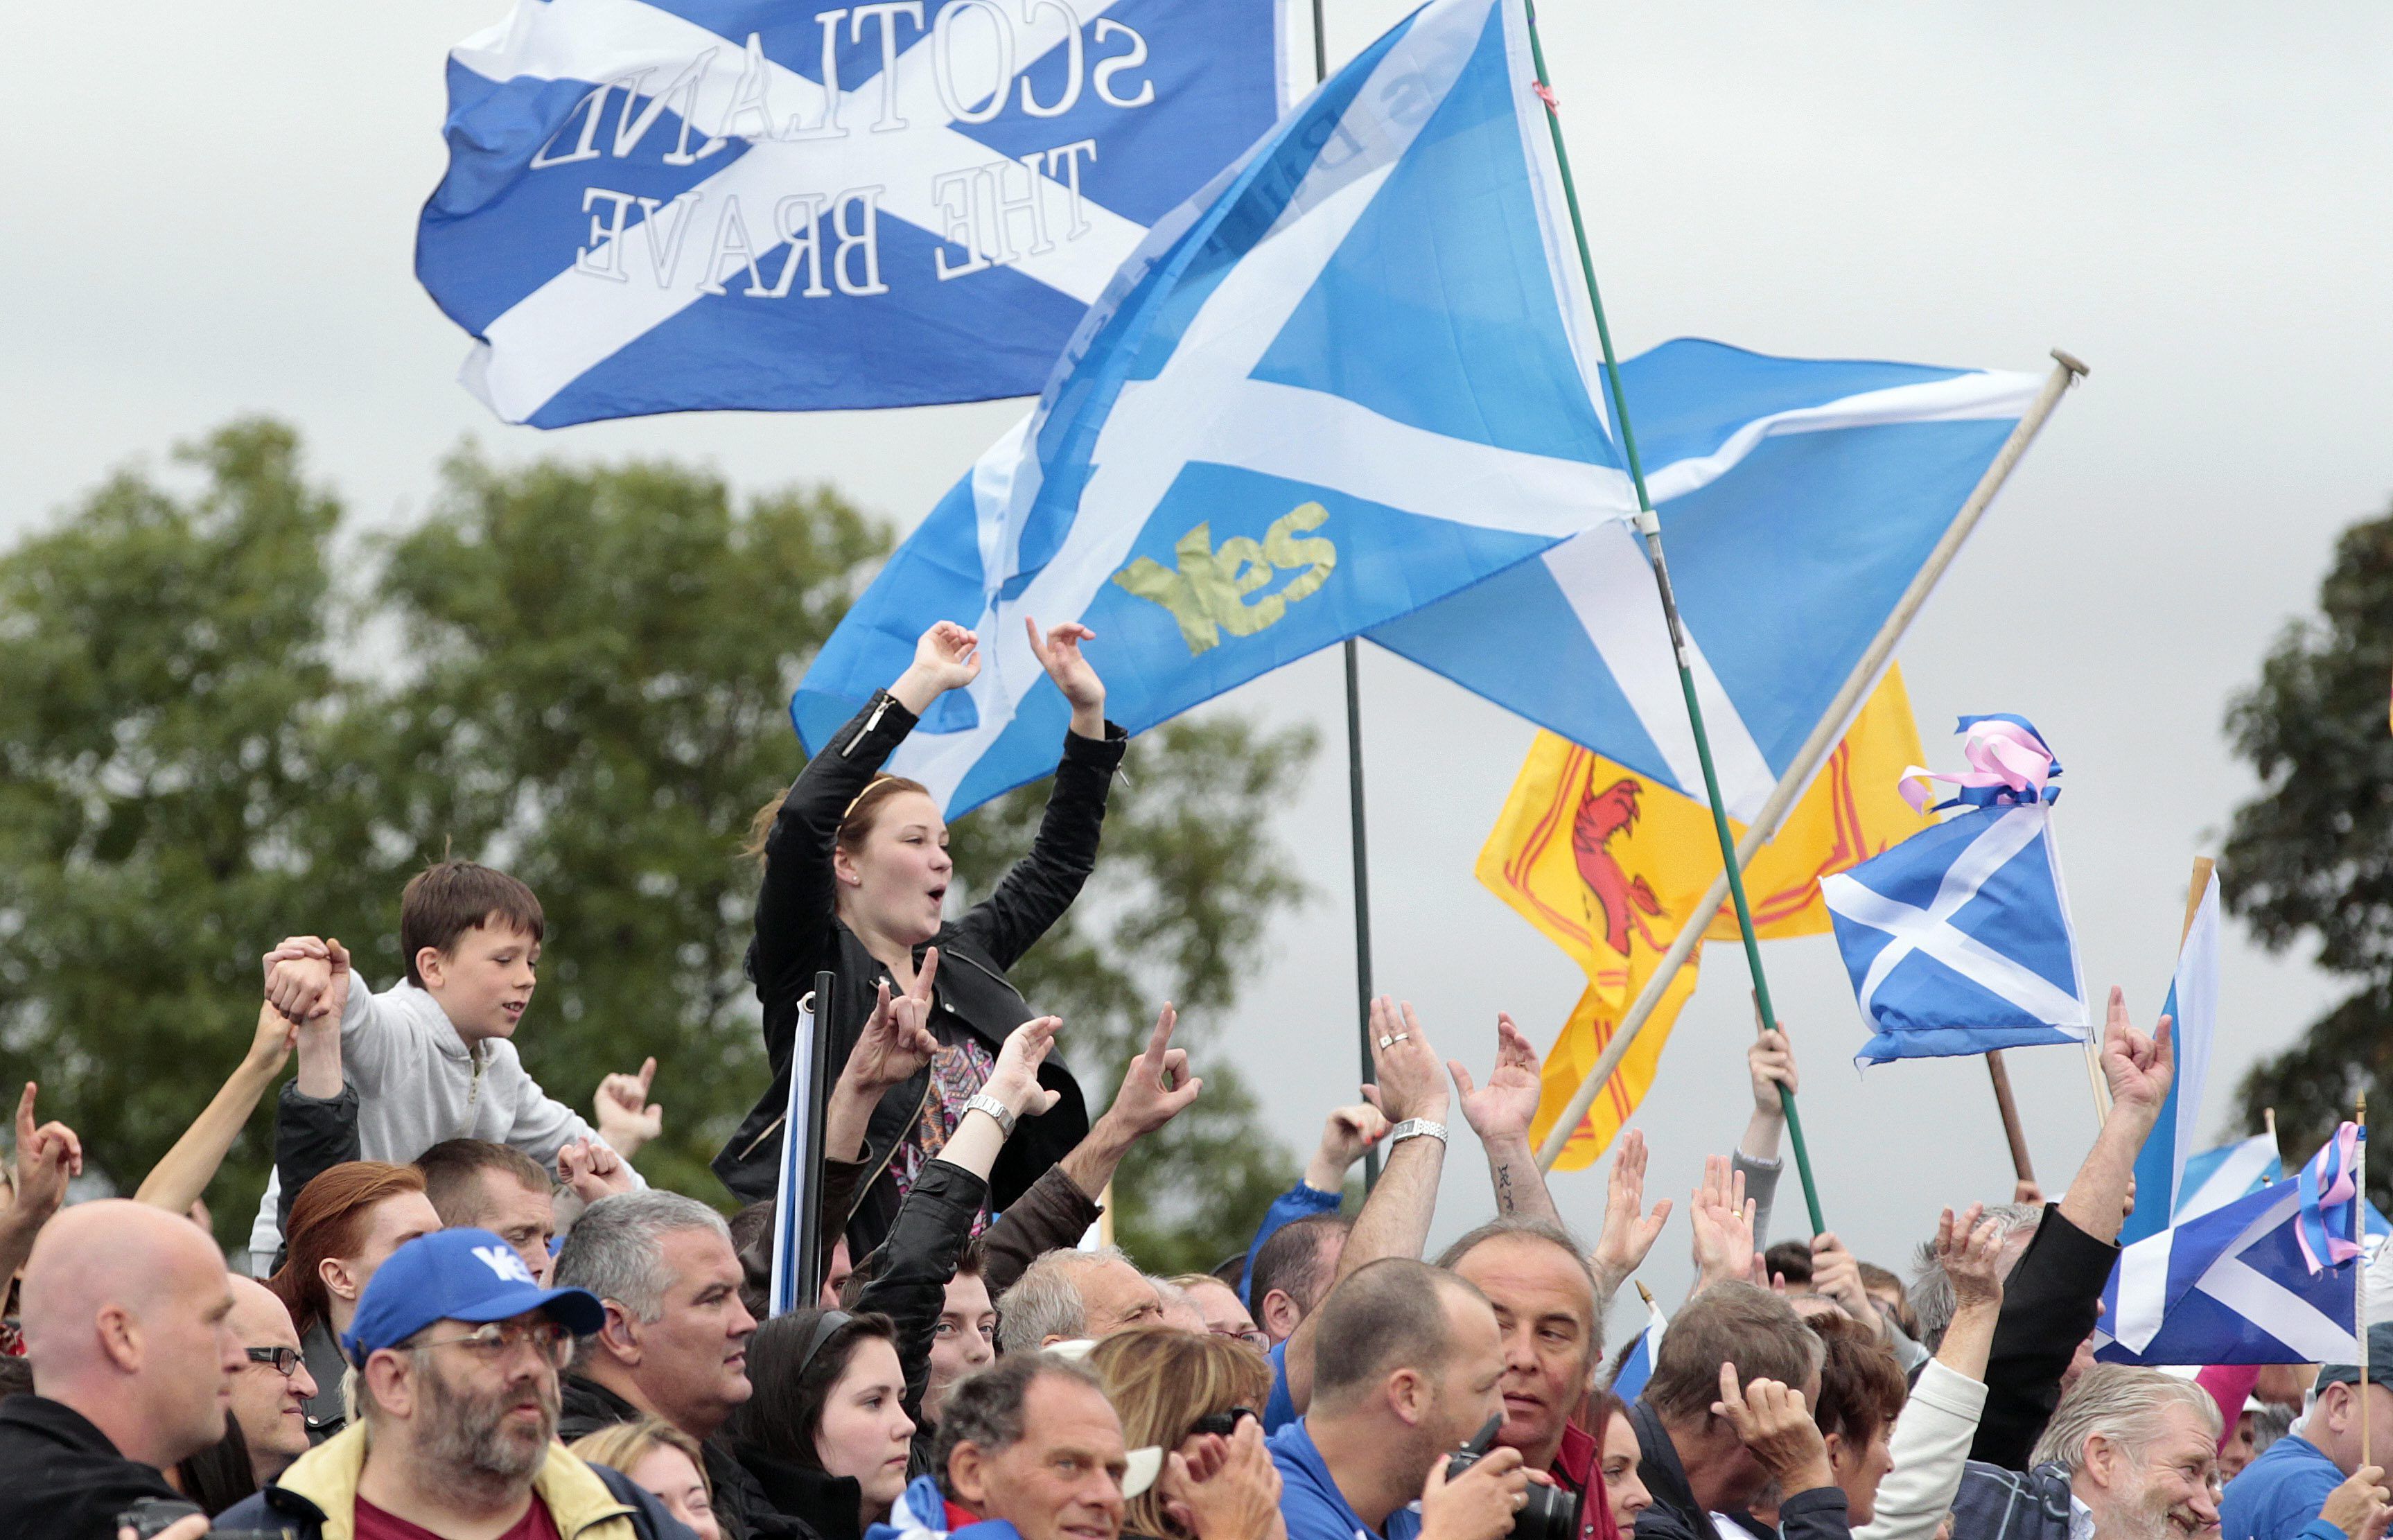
0, 421, 1315, 1255
2221, 502, 2393, 1202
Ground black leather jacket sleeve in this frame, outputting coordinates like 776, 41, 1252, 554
852, 1158, 990, 1425
274, 1081, 362, 1238
1970, 1206, 2120, 1469
948, 724, 1127, 971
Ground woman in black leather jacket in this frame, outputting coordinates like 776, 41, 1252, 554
715, 618, 1126, 1254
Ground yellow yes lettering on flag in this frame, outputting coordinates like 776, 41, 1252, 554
1476, 667, 1934, 1169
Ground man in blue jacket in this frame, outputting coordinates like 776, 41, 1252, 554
2221, 1324, 2393, 1540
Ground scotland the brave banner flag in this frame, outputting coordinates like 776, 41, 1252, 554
798, 0, 1635, 812
420, 0, 1293, 426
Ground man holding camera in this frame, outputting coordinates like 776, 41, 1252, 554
1269, 1257, 1533, 1540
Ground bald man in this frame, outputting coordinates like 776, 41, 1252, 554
222, 1276, 318, 1486
0, 1200, 245, 1540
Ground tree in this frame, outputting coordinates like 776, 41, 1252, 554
0, 420, 1317, 1261
2221, 502, 2393, 1204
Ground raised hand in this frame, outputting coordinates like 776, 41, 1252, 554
1688, 1154, 1756, 1297
263, 935, 344, 1024
913, 621, 982, 692
843, 949, 943, 1097
1303, 1103, 1390, 1193
1713, 1363, 1834, 1494
1025, 617, 1106, 733
2098, 986, 2174, 1117
1589, 1129, 1672, 1297
557, 1135, 636, 1202
594, 1056, 665, 1156
1807, 1232, 1882, 1334
1938, 1202, 2004, 1310
1360, 997, 1449, 1127
12, 1083, 82, 1223
1102, 1004, 1202, 1137
2320, 1465, 2391, 1540
1748, 1027, 1798, 1116
1159, 1419, 1286, 1540
985, 1016, 1064, 1120
1448, 1013, 1542, 1145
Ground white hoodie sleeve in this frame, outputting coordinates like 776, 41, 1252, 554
335, 972, 412, 1095
1852, 1359, 1990, 1540
496, 1049, 650, 1190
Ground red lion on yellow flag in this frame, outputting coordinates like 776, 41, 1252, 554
1478, 667, 1934, 1167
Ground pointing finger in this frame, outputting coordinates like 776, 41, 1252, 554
1144, 1002, 1177, 1062
635, 1057, 657, 1095
915, 946, 941, 1004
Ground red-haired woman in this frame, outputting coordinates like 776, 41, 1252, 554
265, 1161, 439, 1443
717, 618, 1123, 1256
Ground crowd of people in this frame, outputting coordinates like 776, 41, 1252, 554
4, 620, 2391, 1540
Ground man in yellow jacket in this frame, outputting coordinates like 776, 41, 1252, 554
220, 1227, 690, 1540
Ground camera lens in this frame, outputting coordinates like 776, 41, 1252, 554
1442, 1449, 1581, 1540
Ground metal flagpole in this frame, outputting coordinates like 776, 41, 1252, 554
1533, 346, 2088, 1175
1309, 0, 1381, 1193
1516, 0, 1834, 1231
2359, 1090, 2371, 1464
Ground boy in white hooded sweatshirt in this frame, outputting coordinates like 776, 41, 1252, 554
244, 860, 645, 1261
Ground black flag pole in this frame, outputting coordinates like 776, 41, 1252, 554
1308, 0, 1382, 1193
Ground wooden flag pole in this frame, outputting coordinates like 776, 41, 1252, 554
2264, 1105, 2279, 1179
1983, 1050, 2035, 1183
2359, 1090, 2370, 1461
1532, 347, 2088, 1173
2180, 857, 2216, 943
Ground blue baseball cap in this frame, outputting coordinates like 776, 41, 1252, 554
342, 1227, 606, 1368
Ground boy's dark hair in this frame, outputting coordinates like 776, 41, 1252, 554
400, 861, 544, 986
1764, 1239, 1814, 1287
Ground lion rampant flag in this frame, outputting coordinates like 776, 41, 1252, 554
1479, 667, 1933, 1169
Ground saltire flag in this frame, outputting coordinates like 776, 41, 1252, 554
2097, 1124, 2367, 1365
796, 0, 1638, 812
421, 0, 1295, 426
1822, 717, 2090, 1065
1482, 669, 1931, 1168
2174, 1133, 2284, 1224
1609, 1295, 1668, 1401
2125, 867, 2221, 1245
1369, 344, 2044, 821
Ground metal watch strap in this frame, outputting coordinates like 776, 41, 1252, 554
964, 1092, 1019, 1139
1386, 1117, 1448, 1148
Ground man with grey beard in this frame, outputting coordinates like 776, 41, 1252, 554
219, 1228, 689, 1540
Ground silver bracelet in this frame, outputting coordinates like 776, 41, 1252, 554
963, 1092, 1019, 1139
1386, 1117, 1448, 1149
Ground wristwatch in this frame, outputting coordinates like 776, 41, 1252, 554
1386, 1117, 1448, 1149
964, 1092, 1019, 1138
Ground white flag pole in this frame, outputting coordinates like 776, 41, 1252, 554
2360, 1091, 2371, 1460
1534, 351, 2087, 1172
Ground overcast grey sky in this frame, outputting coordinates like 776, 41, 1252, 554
8, 3, 2392, 1329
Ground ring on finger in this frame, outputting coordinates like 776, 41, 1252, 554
1377, 1035, 1396, 1049
1387, 1031, 1410, 1045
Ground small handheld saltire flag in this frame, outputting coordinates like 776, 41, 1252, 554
2174, 1132, 2284, 1224
1609, 1295, 1668, 1401
421, 0, 1293, 426
1481, 668, 1931, 1168
1822, 717, 2090, 1065
2096, 1125, 2366, 1365
795, 0, 1636, 812
1370, 342, 2045, 821
2124, 867, 2221, 1245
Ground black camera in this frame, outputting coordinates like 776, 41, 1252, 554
117, 1496, 295, 1540
1444, 1414, 1581, 1540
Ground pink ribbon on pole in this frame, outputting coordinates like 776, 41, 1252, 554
1899, 715, 2062, 816
2295, 1121, 2365, 1272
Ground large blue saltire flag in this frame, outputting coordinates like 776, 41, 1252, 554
2174, 1132, 2284, 1223
421, 0, 1295, 426
796, 0, 1642, 810
2097, 1125, 2367, 1365
1371, 345, 2044, 819
1821, 717, 2090, 1063
2124, 868, 2221, 1245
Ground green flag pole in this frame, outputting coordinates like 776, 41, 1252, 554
1516, 0, 1826, 1235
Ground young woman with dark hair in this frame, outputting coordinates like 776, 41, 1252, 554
717, 617, 1126, 1256
728, 1309, 914, 1540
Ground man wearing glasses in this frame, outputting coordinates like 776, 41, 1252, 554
225, 1277, 320, 1488
220, 1227, 690, 1540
